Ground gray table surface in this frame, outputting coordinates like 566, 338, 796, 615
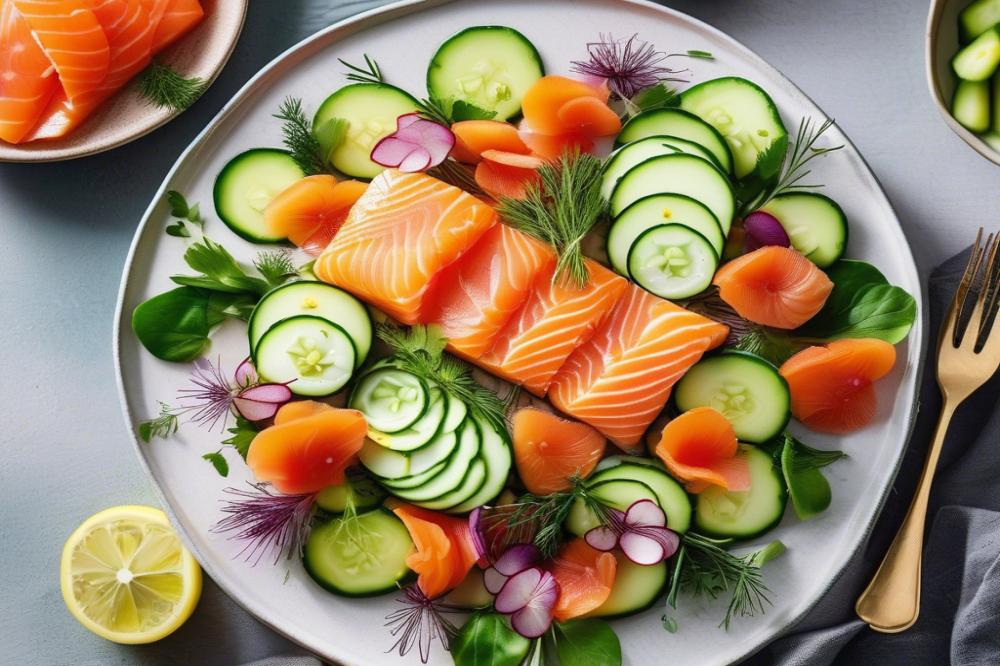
2, 0, 996, 664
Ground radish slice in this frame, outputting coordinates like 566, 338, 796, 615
233, 383, 293, 422
234, 357, 257, 387
619, 531, 667, 565
625, 499, 666, 528
743, 211, 790, 252
468, 507, 488, 564
584, 525, 618, 551
497, 568, 559, 638
371, 113, 455, 172
484, 544, 541, 594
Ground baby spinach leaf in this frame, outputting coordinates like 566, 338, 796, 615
132, 287, 216, 362
452, 613, 529, 666
780, 435, 846, 520
551, 619, 621, 666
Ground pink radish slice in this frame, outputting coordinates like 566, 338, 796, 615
496, 568, 559, 638
468, 507, 488, 564
396, 112, 422, 130
234, 357, 258, 386
233, 383, 293, 421
625, 499, 666, 528
370, 113, 455, 172
584, 525, 618, 551
743, 211, 790, 252
484, 544, 542, 594
619, 531, 667, 565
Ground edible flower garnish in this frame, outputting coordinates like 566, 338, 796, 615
493, 566, 560, 638
384, 585, 461, 664
584, 500, 680, 565
371, 113, 456, 172
212, 482, 316, 564
570, 33, 686, 100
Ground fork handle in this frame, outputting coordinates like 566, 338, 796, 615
854, 400, 957, 632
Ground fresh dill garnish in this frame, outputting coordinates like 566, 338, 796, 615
416, 96, 453, 125
339, 54, 384, 84
501, 385, 522, 418
138, 401, 179, 442
377, 323, 507, 434
678, 532, 775, 629
417, 95, 497, 124
254, 249, 297, 288
138, 62, 207, 111
497, 152, 606, 288
274, 97, 328, 176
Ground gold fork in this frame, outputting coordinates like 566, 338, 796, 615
856, 229, 1000, 633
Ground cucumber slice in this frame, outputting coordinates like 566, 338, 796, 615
358, 439, 413, 480
213, 149, 304, 243
448, 414, 513, 513
953, 27, 1000, 81
674, 351, 790, 444
255, 315, 355, 396
616, 108, 733, 174
608, 194, 725, 272
586, 459, 692, 533
303, 508, 414, 597
953, 79, 992, 132
694, 445, 788, 540
587, 557, 668, 618
427, 26, 544, 121
609, 154, 735, 233
602, 138, 697, 199
759, 192, 848, 268
390, 419, 482, 502
379, 394, 468, 485
315, 475, 385, 513
961, 0, 1000, 42
627, 224, 718, 300
249, 282, 372, 367
350, 368, 429, 433
418, 458, 487, 510
314, 83, 421, 179
565, 479, 659, 537
679, 77, 788, 181
370, 386, 448, 452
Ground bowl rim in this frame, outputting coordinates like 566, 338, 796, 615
925, 0, 1000, 166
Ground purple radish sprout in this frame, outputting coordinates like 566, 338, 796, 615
494, 567, 559, 639
371, 113, 455, 172
484, 543, 542, 595
743, 211, 791, 252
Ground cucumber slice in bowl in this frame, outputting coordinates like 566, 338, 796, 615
608, 194, 725, 272
679, 77, 788, 181
213, 149, 304, 243
694, 445, 788, 540
427, 26, 544, 121
627, 224, 718, 300
350, 368, 429, 434
674, 351, 790, 444
759, 192, 848, 268
952, 79, 991, 132
952, 26, 1000, 81
315, 475, 385, 514
249, 281, 372, 367
369, 386, 448, 452
389, 419, 482, 503
255, 315, 356, 396
314, 83, 421, 179
303, 508, 414, 597
615, 108, 733, 174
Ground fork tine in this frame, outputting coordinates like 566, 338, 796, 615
951, 228, 984, 348
976, 232, 1000, 349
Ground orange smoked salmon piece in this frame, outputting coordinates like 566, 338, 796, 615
512, 407, 606, 494
314, 170, 497, 324
713, 246, 834, 329
548, 283, 729, 448
264, 175, 367, 255
550, 538, 617, 621
654, 407, 750, 492
150, 0, 202, 53
451, 119, 529, 163
246, 402, 367, 495
26, 0, 157, 140
12, 0, 110, 106
0, 1, 58, 143
521, 75, 612, 137
480, 259, 627, 396
423, 223, 554, 359
392, 504, 478, 598
780, 338, 896, 433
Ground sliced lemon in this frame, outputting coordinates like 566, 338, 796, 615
60, 505, 202, 644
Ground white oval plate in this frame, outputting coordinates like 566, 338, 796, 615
114, 1, 925, 664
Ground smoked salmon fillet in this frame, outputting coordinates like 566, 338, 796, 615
150, 0, 202, 53
0, 0, 58, 143
314, 170, 498, 324
548, 283, 729, 448
423, 222, 554, 360
479, 259, 627, 396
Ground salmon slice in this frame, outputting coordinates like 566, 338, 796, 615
548, 283, 729, 448
512, 407, 606, 494
0, 1, 58, 143
138, 0, 169, 30
654, 406, 750, 492
150, 0, 202, 53
480, 259, 627, 396
392, 504, 478, 598
26, 0, 156, 140
314, 170, 497, 324
423, 223, 554, 359
550, 538, 617, 621
12, 0, 110, 105
264, 175, 367, 255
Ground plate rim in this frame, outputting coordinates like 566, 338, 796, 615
112, 1, 927, 663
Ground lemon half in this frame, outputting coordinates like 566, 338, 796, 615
60, 505, 202, 644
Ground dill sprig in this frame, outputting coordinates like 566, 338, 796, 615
274, 97, 327, 176
377, 323, 507, 434
416, 96, 452, 125
138, 401, 179, 442
254, 249, 297, 288
678, 532, 774, 629
339, 54, 384, 84
497, 152, 606, 288
138, 62, 207, 111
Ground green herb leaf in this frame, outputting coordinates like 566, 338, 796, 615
623, 82, 680, 117
254, 250, 297, 288
138, 62, 207, 111
167, 190, 190, 218
417, 95, 453, 125
749, 540, 787, 567
138, 402, 179, 442
781, 435, 844, 520
313, 116, 348, 165
497, 152, 606, 288
679, 532, 773, 629
451, 100, 497, 122
339, 54, 384, 84
798, 260, 917, 343
164, 190, 204, 237
132, 287, 217, 362
274, 96, 328, 175
550, 619, 622, 666
452, 613, 530, 666
224, 416, 259, 459
686, 49, 715, 59
172, 237, 270, 296
202, 451, 229, 477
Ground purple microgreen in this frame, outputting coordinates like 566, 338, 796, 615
212, 483, 316, 565
494, 568, 559, 639
570, 33, 687, 100
483, 544, 543, 595
371, 113, 455, 172
177, 357, 239, 430
384, 585, 462, 664
743, 211, 791, 252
